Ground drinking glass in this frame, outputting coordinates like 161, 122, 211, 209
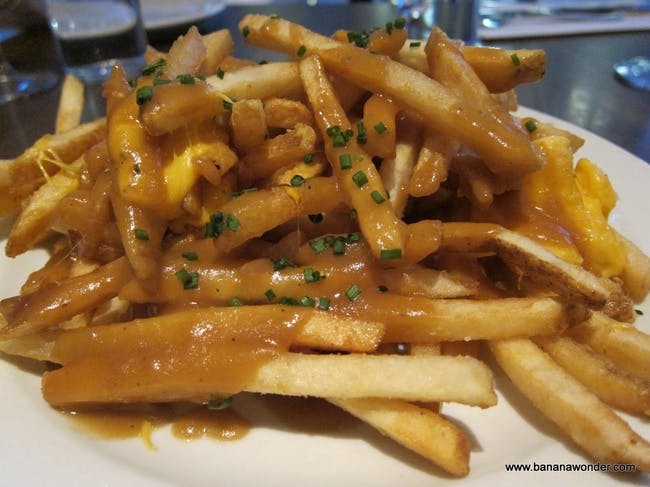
45, 0, 148, 83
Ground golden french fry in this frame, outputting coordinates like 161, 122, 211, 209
379, 265, 479, 298
568, 312, 650, 381
44, 349, 497, 407
199, 29, 234, 76
55, 74, 84, 133
407, 131, 457, 197
490, 338, 650, 470
617, 232, 650, 302
536, 335, 650, 415
0, 257, 131, 339
395, 42, 547, 93
5, 158, 84, 257
238, 123, 316, 183
0, 118, 106, 216
240, 14, 542, 177
340, 293, 565, 343
231, 99, 268, 153
263, 98, 314, 129
329, 398, 470, 477
298, 54, 407, 261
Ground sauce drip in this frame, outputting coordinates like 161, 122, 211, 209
65, 403, 250, 444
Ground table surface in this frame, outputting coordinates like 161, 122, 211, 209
1, 3, 649, 163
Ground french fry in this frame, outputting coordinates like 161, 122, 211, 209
199, 29, 234, 76
535, 335, 650, 415
55, 74, 84, 133
378, 118, 419, 217
5, 158, 84, 257
379, 265, 479, 298
231, 99, 268, 153
0, 256, 131, 339
338, 293, 566, 343
407, 132, 457, 197
395, 43, 547, 93
0, 118, 106, 216
490, 338, 650, 470
240, 14, 542, 177
617, 232, 650, 302
44, 348, 497, 407
238, 123, 316, 183
329, 398, 470, 477
299, 54, 407, 260
263, 98, 314, 129
568, 312, 650, 381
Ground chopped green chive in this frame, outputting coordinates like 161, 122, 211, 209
206, 396, 233, 410
134, 228, 149, 241
225, 214, 240, 231
409, 41, 421, 48
332, 133, 346, 147
347, 30, 370, 48
524, 119, 537, 133
309, 238, 328, 254
273, 257, 296, 271
511, 53, 521, 66
345, 284, 361, 301
278, 296, 300, 306
222, 99, 233, 111
128, 78, 137, 88
356, 121, 367, 144
290, 174, 305, 187
182, 251, 198, 261
216, 67, 225, 79
346, 232, 361, 243
242, 25, 250, 37
205, 212, 224, 237
370, 190, 386, 204
352, 171, 369, 187
297, 45, 307, 57
303, 153, 314, 163
304, 267, 324, 283
177, 73, 195, 84
142, 58, 166, 76
265, 289, 276, 302
377, 285, 389, 293
394, 17, 406, 29
380, 248, 402, 260
228, 297, 244, 306
258, 59, 268, 65
385, 22, 394, 35
300, 296, 315, 307
636, 309, 644, 316
135, 86, 153, 105
339, 153, 353, 170
175, 268, 199, 289
374, 121, 387, 134
133, 163, 141, 174
317, 297, 331, 311
332, 238, 346, 255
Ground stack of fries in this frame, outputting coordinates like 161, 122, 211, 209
1, 14, 649, 478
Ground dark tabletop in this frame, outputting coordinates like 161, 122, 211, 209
1, 3, 649, 163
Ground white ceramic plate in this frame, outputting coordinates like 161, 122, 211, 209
140, 0, 226, 30
0, 107, 648, 486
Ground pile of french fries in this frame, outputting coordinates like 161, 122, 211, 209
1, 14, 649, 478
